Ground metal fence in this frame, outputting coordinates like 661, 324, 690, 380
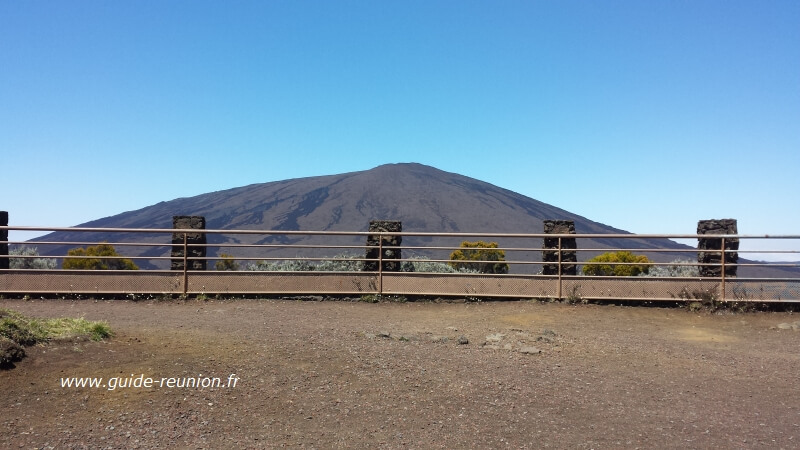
1, 226, 799, 303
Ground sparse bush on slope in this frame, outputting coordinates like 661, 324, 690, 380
639, 259, 700, 278
215, 253, 240, 271
9, 246, 56, 270
449, 241, 509, 274
243, 251, 506, 274
244, 253, 483, 273
582, 251, 651, 276
246, 253, 361, 272
401, 256, 479, 273
314, 252, 363, 272
62, 243, 138, 270
247, 259, 315, 271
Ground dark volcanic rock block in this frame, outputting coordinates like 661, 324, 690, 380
697, 219, 738, 277
171, 215, 207, 271
542, 220, 576, 276
364, 220, 402, 272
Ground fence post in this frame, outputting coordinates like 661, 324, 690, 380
183, 233, 189, 295
0, 211, 8, 270
557, 237, 563, 300
721, 237, 726, 301
378, 235, 383, 295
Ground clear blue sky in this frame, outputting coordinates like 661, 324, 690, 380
2, 1, 799, 259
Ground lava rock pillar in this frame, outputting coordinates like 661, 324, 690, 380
697, 219, 738, 277
542, 220, 577, 276
171, 216, 207, 271
364, 220, 402, 272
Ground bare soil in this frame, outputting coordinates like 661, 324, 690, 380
1, 298, 799, 449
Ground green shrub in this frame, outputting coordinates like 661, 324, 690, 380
449, 241, 509, 274
62, 243, 138, 270
582, 251, 651, 276
214, 253, 240, 271
9, 246, 56, 270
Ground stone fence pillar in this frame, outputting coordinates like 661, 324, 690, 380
364, 220, 402, 272
0, 211, 8, 270
697, 219, 738, 277
171, 216, 207, 271
542, 220, 577, 275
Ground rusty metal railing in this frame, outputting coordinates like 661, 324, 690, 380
1, 226, 799, 302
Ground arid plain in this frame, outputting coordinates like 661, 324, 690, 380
1, 298, 799, 448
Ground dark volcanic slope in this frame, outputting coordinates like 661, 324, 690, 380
37, 163, 696, 270
54, 163, 637, 233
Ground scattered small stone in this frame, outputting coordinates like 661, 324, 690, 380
485, 333, 505, 343
457, 335, 469, 345
520, 346, 542, 355
377, 331, 391, 338
536, 329, 557, 343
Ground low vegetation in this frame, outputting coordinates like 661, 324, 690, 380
640, 259, 700, 278
582, 251, 651, 276
401, 256, 478, 273
0, 308, 112, 343
246, 252, 362, 272
315, 253, 364, 272
214, 253, 240, 271
9, 246, 57, 270
244, 253, 483, 274
448, 241, 509, 274
62, 243, 139, 270
0, 308, 112, 368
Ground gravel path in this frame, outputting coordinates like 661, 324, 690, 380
1, 298, 799, 448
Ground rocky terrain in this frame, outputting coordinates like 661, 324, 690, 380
1, 298, 799, 448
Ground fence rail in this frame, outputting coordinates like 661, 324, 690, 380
1, 226, 799, 302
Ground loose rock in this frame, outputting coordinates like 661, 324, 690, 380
485, 333, 505, 343
0, 336, 26, 367
520, 346, 542, 355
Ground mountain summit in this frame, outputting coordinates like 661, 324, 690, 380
37, 163, 689, 268
81, 163, 624, 234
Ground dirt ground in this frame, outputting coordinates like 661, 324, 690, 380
1, 297, 799, 449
